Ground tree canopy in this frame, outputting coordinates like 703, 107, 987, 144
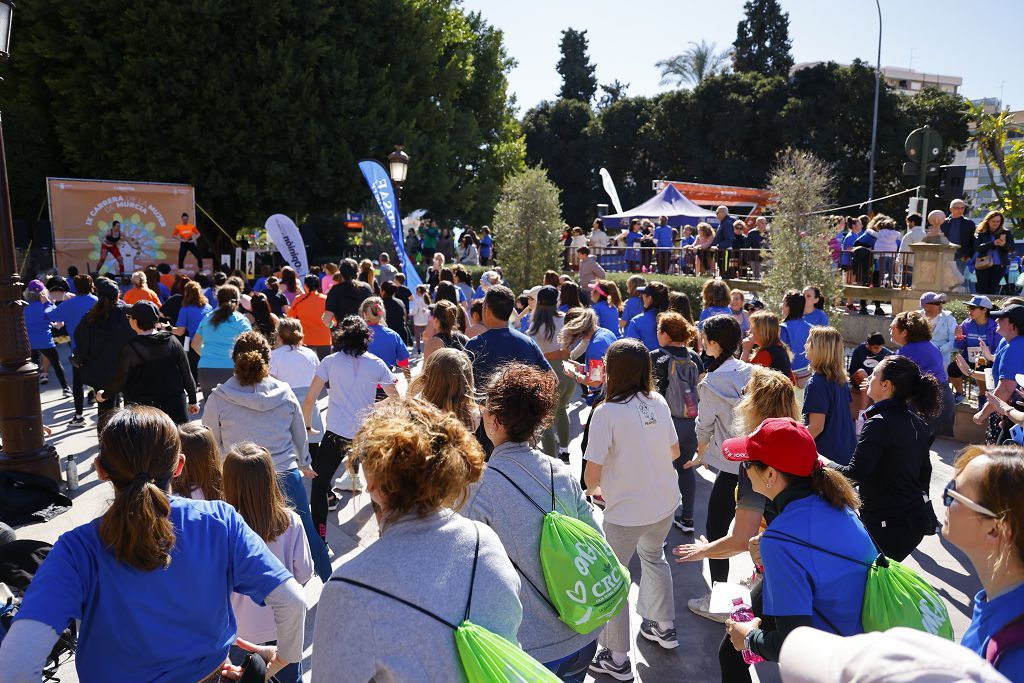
557, 28, 598, 103
733, 0, 794, 78
1, 0, 524, 236
656, 41, 731, 88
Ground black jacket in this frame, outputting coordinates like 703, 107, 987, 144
941, 216, 976, 260
73, 303, 136, 389
324, 280, 371, 322
105, 331, 198, 405
833, 399, 933, 522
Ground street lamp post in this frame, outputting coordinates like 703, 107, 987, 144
387, 145, 409, 201
867, 0, 882, 215
0, 0, 61, 481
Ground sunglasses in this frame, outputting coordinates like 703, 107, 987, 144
942, 479, 998, 518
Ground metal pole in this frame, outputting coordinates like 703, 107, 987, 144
867, 0, 882, 215
0, 114, 61, 481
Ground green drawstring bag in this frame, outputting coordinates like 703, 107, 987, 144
491, 463, 630, 635
862, 556, 953, 639
332, 524, 559, 683
763, 530, 953, 640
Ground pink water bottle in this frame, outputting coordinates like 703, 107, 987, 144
731, 598, 765, 665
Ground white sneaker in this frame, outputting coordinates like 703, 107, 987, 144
334, 469, 363, 492
687, 593, 729, 624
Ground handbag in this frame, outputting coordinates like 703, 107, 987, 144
975, 255, 994, 270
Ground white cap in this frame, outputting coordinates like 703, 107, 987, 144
780, 627, 1009, 683
521, 285, 542, 300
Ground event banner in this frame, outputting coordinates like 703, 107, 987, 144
357, 159, 423, 288
265, 214, 309, 276
47, 178, 195, 273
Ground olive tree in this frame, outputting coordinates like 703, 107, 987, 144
491, 167, 564, 292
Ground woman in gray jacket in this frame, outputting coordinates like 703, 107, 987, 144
465, 363, 600, 681
685, 314, 753, 620
202, 330, 332, 582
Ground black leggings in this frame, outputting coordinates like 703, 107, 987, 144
178, 241, 202, 269
311, 432, 351, 540
72, 365, 85, 416
975, 264, 1005, 296
32, 347, 67, 389
707, 471, 740, 584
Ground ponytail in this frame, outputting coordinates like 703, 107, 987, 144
703, 314, 742, 373
97, 406, 180, 571
210, 285, 240, 329
810, 465, 861, 511
877, 355, 942, 417
232, 331, 271, 386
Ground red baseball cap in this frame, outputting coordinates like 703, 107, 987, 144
722, 417, 818, 477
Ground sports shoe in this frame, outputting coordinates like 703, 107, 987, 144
334, 469, 363, 492
640, 619, 678, 649
589, 649, 633, 681
673, 515, 695, 533
62, 387, 72, 397
39, 376, 49, 385
327, 491, 340, 511
557, 449, 570, 464
68, 414, 86, 426
688, 593, 729, 624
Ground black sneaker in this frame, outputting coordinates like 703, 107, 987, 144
68, 414, 85, 426
589, 648, 633, 681
327, 492, 339, 512
86, 390, 96, 404
62, 387, 72, 397
557, 449, 570, 464
673, 515, 695, 533
640, 618, 679, 649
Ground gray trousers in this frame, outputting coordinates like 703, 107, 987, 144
542, 365, 578, 456
599, 513, 676, 653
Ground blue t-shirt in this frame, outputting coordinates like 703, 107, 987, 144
474, 285, 486, 300
195, 311, 252, 369
698, 305, 733, 332
49, 294, 98, 350
587, 327, 618, 366
156, 282, 171, 303
961, 583, 1024, 680
802, 374, 856, 465
762, 494, 875, 634
177, 303, 214, 338
854, 230, 877, 250
593, 300, 621, 335
841, 231, 859, 265
518, 312, 531, 333
624, 309, 660, 351
465, 326, 551, 391
803, 308, 829, 327
479, 234, 492, 258
621, 296, 643, 326
14, 497, 290, 683
955, 318, 999, 359
781, 319, 813, 371
25, 301, 57, 349
991, 334, 1024, 384
368, 323, 410, 368
654, 225, 674, 249
625, 231, 642, 260
898, 340, 948, 383
680, 235, 696, 247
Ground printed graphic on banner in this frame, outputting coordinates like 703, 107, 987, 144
220, 254, 232, 268
234, 247, 242, 271
357, 160, 423, 288
264, 214, 309, 276
47, 178, 195, 274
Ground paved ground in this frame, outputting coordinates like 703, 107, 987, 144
13, 346, 981, 682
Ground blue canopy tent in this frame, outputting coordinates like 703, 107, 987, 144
601, 184, 714, 230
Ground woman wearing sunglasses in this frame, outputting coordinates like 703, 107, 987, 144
942, 445, 1024, 680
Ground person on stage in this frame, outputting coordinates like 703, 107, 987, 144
174, 212, 203, 270
98, 220, 125, 274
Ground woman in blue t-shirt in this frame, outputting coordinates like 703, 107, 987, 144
780, 290, 813, 385
193, 285, 252, 399
0, 406, 306, 682
24, 280, 70, 393
802, 327, 856, 465
625, 281, 669, 351
802, 286, 829, 327
172, 280, 213, 380
697, 279, 733, 333
722, 418, 875, 667
589, 279, 623, 336
890, 310, 957, 438
942, 444, 1024, 681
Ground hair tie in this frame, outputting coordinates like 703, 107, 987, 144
812, 459, 825, 474
133, 471, 153, 484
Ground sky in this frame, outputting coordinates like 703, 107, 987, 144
460, 0, 1022, 114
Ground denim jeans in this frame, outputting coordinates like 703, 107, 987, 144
277, 468, 332, 582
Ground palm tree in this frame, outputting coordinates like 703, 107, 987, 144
656, 40, 731, 88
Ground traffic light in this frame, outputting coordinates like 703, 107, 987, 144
903, 126, 944, 192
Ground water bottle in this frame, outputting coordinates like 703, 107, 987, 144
683, 389, 698, 418
65, 455, 79, 491
731, 598, 764, 665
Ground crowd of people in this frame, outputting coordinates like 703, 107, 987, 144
3, 239, 1024, 683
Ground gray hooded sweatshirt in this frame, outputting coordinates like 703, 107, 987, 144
202, 376, 309, 471
695, 357, 753, 475
463, 441, 600, 663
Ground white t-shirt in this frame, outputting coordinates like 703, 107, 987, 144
584, 391, 680, 526
230, 510, 313, 644
410, 295, 431, 326
526, 315, 565, 356
314, 351, 395, 439
270, 345, 320, 389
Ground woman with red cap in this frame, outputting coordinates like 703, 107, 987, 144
721, 418, 876, 676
